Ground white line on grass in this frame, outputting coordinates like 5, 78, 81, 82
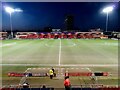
58, 39, 61, 66
1, 64, 118, 67
0, 42, 16, 47
81, 67, 92, 72
45, 42, 76, 47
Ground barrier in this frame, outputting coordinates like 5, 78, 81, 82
1, 84, 119, 90
8, 72, 108, 77
1, 87, 120, 90
8, 72, 48, 77
65, 72, 109, 76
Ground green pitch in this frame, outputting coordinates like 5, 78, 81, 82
1, 39, 118, 64
0, 39, 119, 88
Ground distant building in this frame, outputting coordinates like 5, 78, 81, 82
65, 15, 74, 31
44, 26, 53, 32
89, 28, 103, 32
52, 29, 61, 32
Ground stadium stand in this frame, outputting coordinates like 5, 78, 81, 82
15, 32, 105, 39
0, 32, 8, 40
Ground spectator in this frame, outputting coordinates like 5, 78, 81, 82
23, 82, 29, 88
64, 76, 71, 90
41, 85, 46, 90
91, 72, 97, 84
42, 85, 46, 88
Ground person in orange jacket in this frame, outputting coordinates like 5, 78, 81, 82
64, 76, 71, 90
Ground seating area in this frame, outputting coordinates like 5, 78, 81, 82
16, 32, 105, 39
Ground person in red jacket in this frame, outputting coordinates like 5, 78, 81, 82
64, 76, 71, 90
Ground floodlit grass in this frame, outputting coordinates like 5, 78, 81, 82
1, 39, 119, 88
2, 39, 118, 64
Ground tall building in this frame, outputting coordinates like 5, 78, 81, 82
65, 15, 74, 31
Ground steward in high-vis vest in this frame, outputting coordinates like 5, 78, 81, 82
52, 67, 56, 77
49, 69, 53, 79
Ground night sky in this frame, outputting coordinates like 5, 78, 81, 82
2, 2, 119, 32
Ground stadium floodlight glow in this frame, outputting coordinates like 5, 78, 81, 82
14, 8, 23, 12
102, 6, 114, 32
102, 6, 113, 13
5, 7, 23, 13
4, 6, 23, 39
5, 7, 15, 14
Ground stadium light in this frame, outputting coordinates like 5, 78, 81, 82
5, 7, 15, 14
4, 6, 23, 38
14, 8, 23, 12
102, 6, 113, 13
102, 6, 114, 32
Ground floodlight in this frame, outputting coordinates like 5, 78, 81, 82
4, 6, 23, 39
5, 7, 15, 14
14, 8, 23, 12
102, 6, 114, 32
103, 6, 113, 13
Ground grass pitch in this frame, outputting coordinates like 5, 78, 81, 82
1, 39, 118, 64
0, 39, 118, 88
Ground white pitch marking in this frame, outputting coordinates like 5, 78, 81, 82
81, 67, 92, 72
0, 42, 16, 47
58, 39, 62, 66
1, 64, 118, 67
45, 42, 76, 47
86, 67, 92, 72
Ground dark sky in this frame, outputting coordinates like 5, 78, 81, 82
2, 2, 119, 32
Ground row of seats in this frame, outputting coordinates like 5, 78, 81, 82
18, 34, 102, 39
